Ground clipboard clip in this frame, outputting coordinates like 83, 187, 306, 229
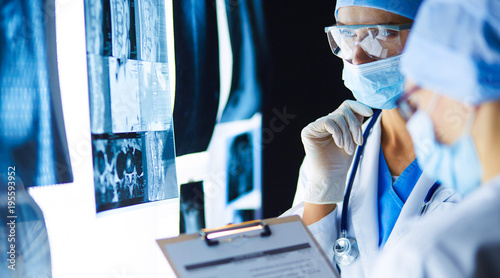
200, 220, 272, 246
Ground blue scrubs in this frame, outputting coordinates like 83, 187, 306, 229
378, 147, 422, 246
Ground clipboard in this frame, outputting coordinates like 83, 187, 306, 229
156, 215, 339, 277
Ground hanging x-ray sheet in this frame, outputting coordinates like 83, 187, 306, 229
0, 0, 73, 188
179, 181, 205, 234
172, 0, 220, 156
84, 0, 178, 213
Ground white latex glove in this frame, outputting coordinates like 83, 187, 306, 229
301, 100, 373, 204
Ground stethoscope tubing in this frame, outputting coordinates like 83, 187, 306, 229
340, 109, 382, 234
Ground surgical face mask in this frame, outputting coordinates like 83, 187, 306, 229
342, 55, 404, 110
406, 105, 482, 197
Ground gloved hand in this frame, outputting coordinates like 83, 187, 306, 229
301, 100, 373, 204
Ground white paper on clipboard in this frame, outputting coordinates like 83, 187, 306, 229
156, 215, 339, 278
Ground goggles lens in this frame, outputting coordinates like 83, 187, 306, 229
325, 23, 411, 61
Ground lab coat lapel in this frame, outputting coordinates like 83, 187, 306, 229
383, 174, 435, 250
349, 115, 382, 276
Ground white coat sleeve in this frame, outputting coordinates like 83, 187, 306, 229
281, 201, 339, 263
291, 157, 307, 207
370, 239, 426, 278
284, 155, 340, 263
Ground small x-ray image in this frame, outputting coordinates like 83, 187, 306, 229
179, 181, 205, 234
233, 209, 256, 224
227, 133, 254, 203
143, 130, 178, 202
93, 131, 177, 212
93, 133, 145, 212
109, 58, 141, 132
84, 0, 167, 62
84, 0, 112, 56
87, 55, 112, 134
110, 0, 132, 60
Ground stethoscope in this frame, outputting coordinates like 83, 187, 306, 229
333, 110, 442, 266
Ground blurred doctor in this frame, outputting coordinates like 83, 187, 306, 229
372, 0, 500, 276
284, 0, 459, 277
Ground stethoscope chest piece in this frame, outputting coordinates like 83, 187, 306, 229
333, 234, 359, 266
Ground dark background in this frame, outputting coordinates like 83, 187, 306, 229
261, 0, 353, 218
171, 0, 352, 220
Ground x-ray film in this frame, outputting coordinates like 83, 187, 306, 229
92, 131, 177, 212
85, 0, 177, 213
138, 61, 171, 131
87, 55, 112, 134
93, 133, 145, 212
227, 133, 254, 203
84, 0, 113, 56
108, 57, 141, 132
87, 56, 171, 133
144, 130, 177, 201
135, 0, 168, 63
110, 0, 131, 60
233, 209, 256, 224
179, 181, 205, 234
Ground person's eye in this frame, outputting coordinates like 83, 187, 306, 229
339, 29, 356, 38
378, 29, 398, 37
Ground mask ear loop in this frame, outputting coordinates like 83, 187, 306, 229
463, 107, 477, 135
425, 94, 440, 115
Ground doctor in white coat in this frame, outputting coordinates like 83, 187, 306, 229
371, 0, 500, 276
284, 0, 459, 277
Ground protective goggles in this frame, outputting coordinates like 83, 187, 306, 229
325, 23, 412, 61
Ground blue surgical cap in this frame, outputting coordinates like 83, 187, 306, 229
335, 0, 423, 21
401, 0, 500, 105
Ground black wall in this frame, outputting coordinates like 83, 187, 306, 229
261, 1, 353, 217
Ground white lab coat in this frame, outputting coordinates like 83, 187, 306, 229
371, 175, 500, 278
282, 115, 460, 278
